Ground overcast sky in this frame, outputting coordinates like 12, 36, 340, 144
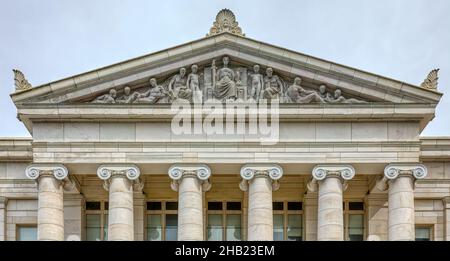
0, 0, 449, 137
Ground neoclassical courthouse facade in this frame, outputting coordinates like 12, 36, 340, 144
1, 9, 449, 241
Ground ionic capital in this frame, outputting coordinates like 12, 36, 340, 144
239, 164, 283, 191
383, 164, 427, 180
97, 164, 142, 191
376, 163, 428, 191
25, 163, 68, 181
308, 164, 355, 192
0, 196, 7, 208
168, 164, 211, 192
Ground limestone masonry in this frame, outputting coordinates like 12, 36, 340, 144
1, 9, 448, 241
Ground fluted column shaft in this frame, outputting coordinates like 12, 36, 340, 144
168, 164, 211, 241
240, 164, 283, 241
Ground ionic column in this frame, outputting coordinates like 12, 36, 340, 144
168, 164, 211, 241
378, 164, 427, 241
25, 164, 69, 241
443, 197, 450, 241
0, 197, 7, 241
239, 164, 283, 241
97, 164, 142, 241
307, 165, 355, 241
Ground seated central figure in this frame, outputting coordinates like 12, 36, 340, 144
214, 56, 237, 101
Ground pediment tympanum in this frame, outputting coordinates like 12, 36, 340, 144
10, 10, 441, 107
89, 55, 367, 105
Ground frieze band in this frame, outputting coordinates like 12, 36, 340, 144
91, 56, 367, 105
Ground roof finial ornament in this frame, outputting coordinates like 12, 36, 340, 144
13, 69, 32, 92
420, 69, 439, 90
207, 9, 245, 37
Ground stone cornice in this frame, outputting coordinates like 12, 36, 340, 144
0, 138, 33, 162
420, 137, 450, 161
15, 103, 436, 128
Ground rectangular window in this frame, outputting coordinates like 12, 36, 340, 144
348, 214, 364, 241
415, 227, 432, 241
208, 202, 223, 210
86, 214, 101, 241
147, 215, 162, 241
165, 214, 178, 241
145, 201, 178, 241
273, 201, 303, 241
85, 201, 108, 241
273, 214, 284, 241
207, 201, 242, 241
17, 226, 37, 241
226, 214, 241, 241
287, 215, 302, 241
344, 201, 365, 241
147, 202, 162, 210
207, 214, 223, 241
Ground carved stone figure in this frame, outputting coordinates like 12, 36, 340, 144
329, 89, 366, 104
187, 65, 200, 92
135, 78, 167, 104
87, 57, 370, 105
169, 68, 192, 101
116, 86, 139, 103
263, 68, 284, 100
214, 56, 237, 101
248, 65, 264, 101
13, 69, 32, 91
205, 88, 216, 101
93, 89, 117, 103
286, 77, 324, 103
187, 64, 203, 103
318, 84, 333, 102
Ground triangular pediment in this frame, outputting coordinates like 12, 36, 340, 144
11, 32, 442, 107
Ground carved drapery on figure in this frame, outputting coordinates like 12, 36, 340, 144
13, 69, 32, 92
89, 56, 369, 105
213, 56, 237, 101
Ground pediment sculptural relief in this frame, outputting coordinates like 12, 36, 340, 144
90, 56, 367, 104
